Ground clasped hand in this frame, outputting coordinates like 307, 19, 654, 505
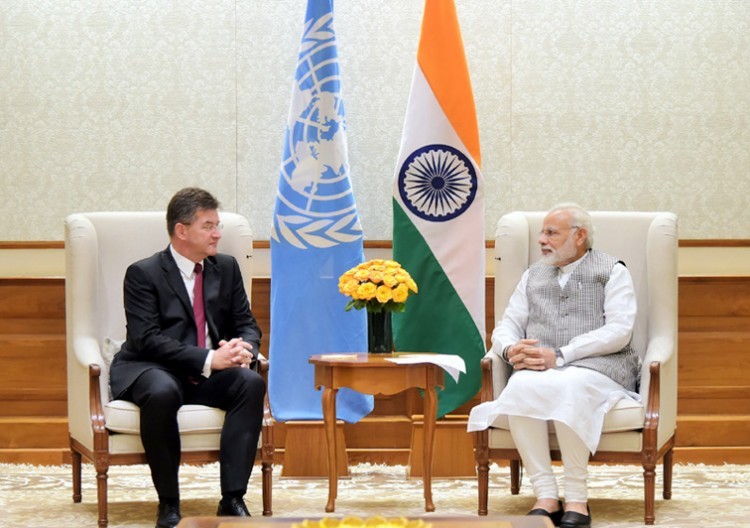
212, 337, 254, 370
506, 339, 553, 371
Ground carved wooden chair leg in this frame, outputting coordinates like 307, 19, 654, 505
71, 447, 82, 503
476, 460, 489, 516
474, 430, 489, 516
262, 460, 273, 516
260, 368, 274, 516
95, 459, 109, 528
510, 459, 521, 495
643, 461, 656, 525
663, 448, 674, 500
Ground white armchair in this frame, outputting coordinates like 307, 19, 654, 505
65, 212, 273, 528
474, 211, 678, 525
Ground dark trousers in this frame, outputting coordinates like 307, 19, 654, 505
125, 367, 265, 501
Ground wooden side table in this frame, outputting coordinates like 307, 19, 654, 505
309, 353, 445, 513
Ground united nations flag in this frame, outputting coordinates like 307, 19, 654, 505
269, 0, 374, 422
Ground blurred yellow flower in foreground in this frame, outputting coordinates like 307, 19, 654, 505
293, 515, 431, 528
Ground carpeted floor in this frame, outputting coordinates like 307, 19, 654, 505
0, 462, 748, 527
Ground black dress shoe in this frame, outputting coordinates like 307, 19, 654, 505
560, 507, 592, 528
155, 502, 181, 528
217, 496, 251, 517
528, 500, 564, 526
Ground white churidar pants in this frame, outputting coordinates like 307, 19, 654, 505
468, 365, 640, 502
509, 416, 591, 501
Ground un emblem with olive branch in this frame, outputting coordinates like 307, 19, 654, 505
271, 12, 362, 250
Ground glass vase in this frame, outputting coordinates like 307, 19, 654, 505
367, 310, 393, 354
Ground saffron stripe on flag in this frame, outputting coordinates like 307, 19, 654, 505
392, 0, 486, 417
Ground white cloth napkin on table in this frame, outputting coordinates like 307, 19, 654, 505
385, 353, 466, 383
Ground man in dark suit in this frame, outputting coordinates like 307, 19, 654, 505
110, 187, 265, 528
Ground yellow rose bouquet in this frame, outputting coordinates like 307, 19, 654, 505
293, 516, 431, 528
338, 259, 418, 313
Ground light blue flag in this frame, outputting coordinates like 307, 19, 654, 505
269, 0, 374, 423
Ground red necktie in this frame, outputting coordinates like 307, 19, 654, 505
193, 263, 206, 348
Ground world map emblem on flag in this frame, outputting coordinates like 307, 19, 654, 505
269, 0, 373, 424
272, 11, 362, 250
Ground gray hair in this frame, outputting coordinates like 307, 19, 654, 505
548, 202, 595, 249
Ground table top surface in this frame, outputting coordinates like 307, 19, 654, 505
309, 352, 442, 367
177, 515, 554, 528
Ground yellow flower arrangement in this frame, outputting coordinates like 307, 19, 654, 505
338, 259, 418, 313
293, 516, 431, 528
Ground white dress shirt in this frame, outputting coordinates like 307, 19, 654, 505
170, 245, 214, 378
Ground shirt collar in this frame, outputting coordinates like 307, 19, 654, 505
169, 244, 203, 278
558, 249, 590, 275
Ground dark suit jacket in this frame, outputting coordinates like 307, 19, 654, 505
110, 246, 262, 399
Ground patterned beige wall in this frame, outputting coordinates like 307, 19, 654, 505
1, 0, 749, 241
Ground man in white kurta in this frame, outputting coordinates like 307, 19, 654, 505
468, 204, 640, 528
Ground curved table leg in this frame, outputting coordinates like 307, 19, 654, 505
423, 383, 437, 512
322, 387, 338, 513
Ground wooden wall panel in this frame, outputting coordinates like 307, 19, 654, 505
677, 277, 750, 462
1, 336, 66, 389
0, 279, 66, 320
0, 279, 66, 402
678, 278, 750, 388
0, 278, 67, 461
679, 386, 750, 415
251, 278, 270, 358
2, 275, 750, 464
678, 277, 750, 316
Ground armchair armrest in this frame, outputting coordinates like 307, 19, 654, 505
640, 335, 677, 450
480, 350, 512, 401
640, 360, 673, 472
256, 356, 274, 516
480, 356, 495, 403
87, 364, 109, 451
639, 336, 674, 397
256, 354, 269, 374
256, 356, 273, 427
68, 337, 108, 447
73, 336, 106, 370
87, 364, 106, 428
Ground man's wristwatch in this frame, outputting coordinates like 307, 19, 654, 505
501, 345, 511, 363
554, 348, 565, 368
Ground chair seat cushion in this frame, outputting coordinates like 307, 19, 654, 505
489, 396, 645, 433
104, 400, 226, 435
601, 395, 645, 432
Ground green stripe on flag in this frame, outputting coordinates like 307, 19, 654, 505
392, 202, 485, 417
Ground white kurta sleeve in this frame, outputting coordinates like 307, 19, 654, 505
490, 270, 530, 359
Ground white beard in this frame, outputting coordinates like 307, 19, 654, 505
540, 235, 578, 267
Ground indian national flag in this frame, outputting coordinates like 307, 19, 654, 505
392, 0, 485, 417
